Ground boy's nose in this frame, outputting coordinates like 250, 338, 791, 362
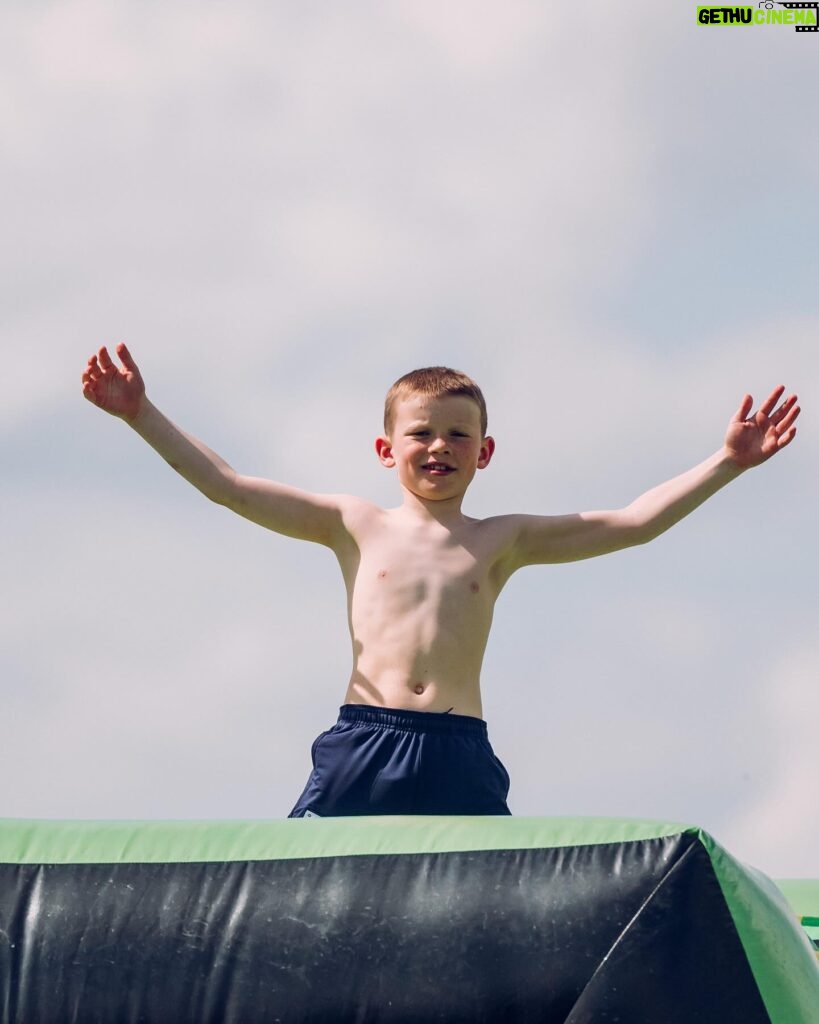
429, 437, 450, 453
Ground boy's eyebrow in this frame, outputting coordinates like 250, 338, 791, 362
404, 420, 475, 432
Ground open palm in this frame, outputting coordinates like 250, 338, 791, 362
82, 344, 145, 420
724, 386, 800, 470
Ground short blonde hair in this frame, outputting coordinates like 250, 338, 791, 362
384, 367, 487, 438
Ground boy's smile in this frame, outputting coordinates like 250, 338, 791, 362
423, 461, 454, 475
376, 394, 494, 505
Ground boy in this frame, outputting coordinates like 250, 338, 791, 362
82, 344, 800, 818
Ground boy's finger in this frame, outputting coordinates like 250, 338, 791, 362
758, 385, 785, 418
117, 342, 137, 371
98, 346, 114, 370
776, 404, 800, 434
771, 394, 796, 422
732, 394, 753, 422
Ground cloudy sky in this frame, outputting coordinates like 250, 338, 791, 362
2, 2, 816, 879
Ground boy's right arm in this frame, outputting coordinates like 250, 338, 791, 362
82, 344, 352, 548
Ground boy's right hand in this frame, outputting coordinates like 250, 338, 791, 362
82, 343, 145, 421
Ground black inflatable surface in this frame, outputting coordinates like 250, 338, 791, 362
1, 817, 816, 1023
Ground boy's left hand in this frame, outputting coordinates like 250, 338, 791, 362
724, 386, 800, 470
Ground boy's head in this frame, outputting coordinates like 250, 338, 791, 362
377, 367, 494, 502
383, 367, 488, 439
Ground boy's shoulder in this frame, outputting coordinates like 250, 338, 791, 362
331, 493, 387, 532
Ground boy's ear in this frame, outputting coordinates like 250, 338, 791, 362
375, 436, 395, 467
477, 435, 495, 470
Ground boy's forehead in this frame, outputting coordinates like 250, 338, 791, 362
393, 393, 482, 425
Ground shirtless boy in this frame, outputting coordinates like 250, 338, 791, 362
82, 344, 800, 817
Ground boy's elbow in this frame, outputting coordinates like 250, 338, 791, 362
631, 516, 671, 547
202, 471, 239, 509
207, 489, 230, 508
212, 480, 245, 512
618, 507, 658, 547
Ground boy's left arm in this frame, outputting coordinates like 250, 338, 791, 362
506, 386, 800, 568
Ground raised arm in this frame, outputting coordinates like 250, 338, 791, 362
81, 344, 355, 548
506, 386, 800, 569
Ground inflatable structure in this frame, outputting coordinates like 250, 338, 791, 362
1, 816, 816, 1022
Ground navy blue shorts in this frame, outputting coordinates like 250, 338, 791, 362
288, 705, 511, 817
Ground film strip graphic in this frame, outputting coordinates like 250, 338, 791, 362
771, 1, 819, 31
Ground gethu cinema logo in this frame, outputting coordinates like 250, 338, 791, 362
697, 3, 818, 26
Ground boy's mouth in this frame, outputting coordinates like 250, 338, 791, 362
423, 462, 454, 474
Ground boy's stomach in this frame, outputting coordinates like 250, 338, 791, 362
343, 667, 484, 719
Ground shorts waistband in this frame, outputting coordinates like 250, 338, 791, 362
339, 704, 488, 737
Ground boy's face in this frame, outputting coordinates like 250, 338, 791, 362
376, 393, 494, 503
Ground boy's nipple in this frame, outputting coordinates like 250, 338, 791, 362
470, 581, 480, 593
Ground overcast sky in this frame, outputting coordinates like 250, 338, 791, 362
2, 1, 816, 879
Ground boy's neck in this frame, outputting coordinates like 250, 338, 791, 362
397, 487, 471, 527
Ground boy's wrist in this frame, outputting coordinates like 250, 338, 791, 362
716, 445, 748, 478
125, 395, 152, 430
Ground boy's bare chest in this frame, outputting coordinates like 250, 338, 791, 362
350, 522, 504, 610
